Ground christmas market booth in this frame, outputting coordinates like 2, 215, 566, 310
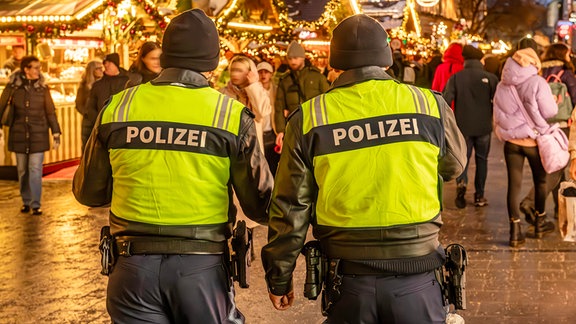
0, 0, 169, 179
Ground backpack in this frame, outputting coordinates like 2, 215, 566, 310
546, 70, 573, 123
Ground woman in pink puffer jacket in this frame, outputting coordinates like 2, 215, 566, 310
493, 48, 558, 247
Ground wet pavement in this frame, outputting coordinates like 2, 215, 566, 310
1, 136, 576, 324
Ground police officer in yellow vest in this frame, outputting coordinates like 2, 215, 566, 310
262, 15, 466, 323
73, 10, 273, 323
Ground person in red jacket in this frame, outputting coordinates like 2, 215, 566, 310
431, 43, 464, 92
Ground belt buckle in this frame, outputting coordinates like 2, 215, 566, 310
118, 241, 132, 257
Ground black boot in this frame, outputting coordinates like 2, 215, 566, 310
455, 184, 466, 209
519, 201, 536, 226
509, 220, 525, 247
534, 212, 554, 239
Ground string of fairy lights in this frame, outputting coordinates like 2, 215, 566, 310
0, 0, 169, 41
0, 0, 485, 56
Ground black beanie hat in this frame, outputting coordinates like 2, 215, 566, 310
462, 45, 484, 60
103, 53, 120, 69
160, 9, 220, 72
330, 14, 392, 70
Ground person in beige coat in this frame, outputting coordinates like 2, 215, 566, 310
220, 55, 271, 151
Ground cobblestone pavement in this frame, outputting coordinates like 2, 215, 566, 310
1, 136, 575, 324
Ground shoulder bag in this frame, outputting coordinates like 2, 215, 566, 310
510, 85, 570, 173
1, 87, 15, 126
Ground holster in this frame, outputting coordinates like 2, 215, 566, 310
439, 244, 467, 310
99, 226, 117, 276
230, 220, 252, 288
321, 258, 342, 316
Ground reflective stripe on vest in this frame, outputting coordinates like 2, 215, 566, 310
100, 84, 244, 226
301, 80, 444, 228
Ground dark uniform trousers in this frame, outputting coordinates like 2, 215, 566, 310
326, 271, 445, 324
107, 254, 244, 324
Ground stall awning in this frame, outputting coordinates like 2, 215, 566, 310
0, 0, 101, 19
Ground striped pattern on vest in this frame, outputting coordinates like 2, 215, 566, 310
301, 80, 444, 228
98, 85, 245, 226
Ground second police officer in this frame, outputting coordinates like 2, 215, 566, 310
73, 9, 273, 323
262, 15, 467, 323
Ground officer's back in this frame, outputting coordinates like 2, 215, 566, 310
73, 9, 272, 323
262, 14, 467, 323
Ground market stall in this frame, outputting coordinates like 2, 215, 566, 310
0, 0, 169, 177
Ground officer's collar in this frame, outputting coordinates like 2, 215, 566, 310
150, 68, 210, 88
329, 66, 396, 91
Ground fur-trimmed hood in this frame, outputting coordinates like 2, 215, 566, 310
7, 69, 47, 89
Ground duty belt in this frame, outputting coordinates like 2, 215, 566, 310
115, 236, 227, 256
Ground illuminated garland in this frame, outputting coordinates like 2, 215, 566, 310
273, 0, 342, 37
0, 0, 168, 39
215, 0, 345, 45
402, 0, 422, 38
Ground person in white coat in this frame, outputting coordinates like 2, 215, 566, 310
220, 55, 271, 151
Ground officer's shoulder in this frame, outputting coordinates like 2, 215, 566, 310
286, 107, 302, 123
242, 107, 256, 119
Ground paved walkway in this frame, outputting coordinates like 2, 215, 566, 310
0, 136, 575, 323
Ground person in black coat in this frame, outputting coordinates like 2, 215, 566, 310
83, 53, 133, 149
0, 56, 61, 215
443, 45, 499, 208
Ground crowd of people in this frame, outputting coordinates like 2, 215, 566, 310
1, 7, 576, 323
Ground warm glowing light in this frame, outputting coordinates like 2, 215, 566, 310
416, 0, 440, 7
228, 22, 273, 31
349, 0, 361, 14
302, 40, 330, 46
75, 0, 104, 20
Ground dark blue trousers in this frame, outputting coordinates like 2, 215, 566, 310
326, 271, 446, 324
457, 134, 491, 197
107, 254, 244, 324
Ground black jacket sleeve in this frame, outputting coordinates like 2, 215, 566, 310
72, 110, 113, 207
442, 75, 456, 106
229, 108, 274, 225
435, 93, 467, 181
261, 110, 317, 296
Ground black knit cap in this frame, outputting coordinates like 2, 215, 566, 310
160, 9, 220, 72
103, 53, 120, 69
462, 45, 484, 60
330, 14, 392, 70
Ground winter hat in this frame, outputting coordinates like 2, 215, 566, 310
330, 14, 392, 70
517, 37, 538, 53
286, 41, 306, 58
103, 53, 120, 69
462, 45, 484, 60
160, 9, 220, 72
256, 61, 274, 73
512, 48, 541, 71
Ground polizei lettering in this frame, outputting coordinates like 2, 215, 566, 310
126, 126, 207, 147
333, 118, 419, 146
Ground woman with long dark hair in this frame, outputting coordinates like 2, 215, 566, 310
76, 60, 103, 150
126, 41, 162, 88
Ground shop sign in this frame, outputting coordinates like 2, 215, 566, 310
556, 20, 573, 39
0, 36, 25, 46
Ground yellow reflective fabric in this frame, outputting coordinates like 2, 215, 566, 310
101, 84, 245, 225
304, 80, 442, 228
